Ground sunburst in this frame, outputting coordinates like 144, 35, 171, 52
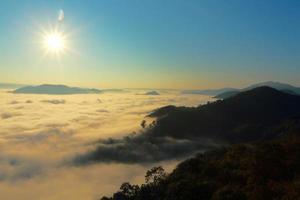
43, 31, 66, 54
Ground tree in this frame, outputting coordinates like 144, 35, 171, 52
145, 166, 166, 184
141, 120, 146, 129
120, 182, 139, 198
100, 197, 112, 200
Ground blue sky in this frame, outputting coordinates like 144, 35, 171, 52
0, 0, 299, 89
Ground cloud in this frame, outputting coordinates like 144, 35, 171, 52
0, 128, 78, 182
0, 155, 44, 181
40, 99, 66, 104
96, 109, 109, 113
14, 106, 24, 110
1, 113, 14, 119
0, 162, 176, 200
10, 128, 73, 144
73, 133, 221, 164
10, 100, 19, 105
1, 112, 20, 119
0, 89, 214, 199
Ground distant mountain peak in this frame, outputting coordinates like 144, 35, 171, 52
40, 84, 67, 87
240, 86, 280, 95
13, 84, 101, 95
214, 82, 300, 99
245, 81, 299, 91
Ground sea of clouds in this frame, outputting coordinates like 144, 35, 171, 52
0, 89, 213, 199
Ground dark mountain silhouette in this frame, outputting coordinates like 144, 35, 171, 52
214, 81, 300, 99
148, 86, 300, 143
215, 88, 299, 100
244, 81, 300, 93
183, 81, 300, 98
99, 86, 300, 200
213, 90, 240, 99
280, 89, 299, 95
181, 87, 239, 96
13, 84, 101, 95
101, 135, 300, 200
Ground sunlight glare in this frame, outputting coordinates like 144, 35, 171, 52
43, 31, 66, 54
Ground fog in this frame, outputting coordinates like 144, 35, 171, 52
0, 89, 213, 199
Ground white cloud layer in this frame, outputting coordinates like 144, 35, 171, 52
0, 89, 213, 199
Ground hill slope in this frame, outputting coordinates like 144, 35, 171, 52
244, 81, 300, 93
214, 81, 300, 99
99, 86, 300, 200
148, 87, 300, 143
213, 90, 240, 99
182, 81, 300, 97
101, 135, 300, 200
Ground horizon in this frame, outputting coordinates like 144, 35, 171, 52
1, 80, 300, 91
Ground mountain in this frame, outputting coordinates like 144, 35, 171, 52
102, 135, 300, 200
13, 84, 101, 95
148, 86, 300, 143
213, 90, 239, 99
184, 81, 300, 98
144, 91, 160, 95
280, 89, 299, 95
214, 81, 300, 99
181, 87, 239, 96
244, 81, 300, 93
215, 89, 299, 100
100, 86, 300, 200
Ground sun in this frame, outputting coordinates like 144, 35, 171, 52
45, 33, 64, 50
43, 31, 66, 54
36, 23, 75, 58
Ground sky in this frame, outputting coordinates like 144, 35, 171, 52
0, 0, 299, 89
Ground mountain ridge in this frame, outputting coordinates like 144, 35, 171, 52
182, 81, 300, 97
214, 81, 300, 99
148, 86, 300, 143
13, 84, 102, 95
